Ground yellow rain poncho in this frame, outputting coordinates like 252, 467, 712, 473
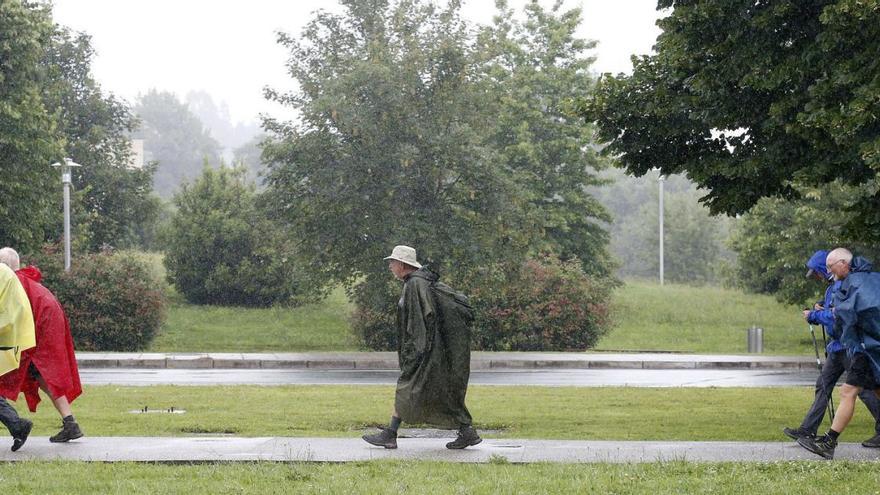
0, 263, 36, 375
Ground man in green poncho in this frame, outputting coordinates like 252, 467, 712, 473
362, 245, 481, 450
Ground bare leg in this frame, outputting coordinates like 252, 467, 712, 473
831, 384, 861, 433
34, 374, 72, 418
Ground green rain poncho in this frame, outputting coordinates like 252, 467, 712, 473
394, 268, 474, 428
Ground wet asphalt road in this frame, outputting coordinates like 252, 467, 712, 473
80, 368, 819, 387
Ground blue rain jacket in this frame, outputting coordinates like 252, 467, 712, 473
833, 256, 880, 380
805, 250, 844, 353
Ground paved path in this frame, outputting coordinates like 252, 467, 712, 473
2, 436, 875, 463
77, 351, 819, 371
80, 368, 819, 387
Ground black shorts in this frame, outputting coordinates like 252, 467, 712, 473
845, 353, 879, 389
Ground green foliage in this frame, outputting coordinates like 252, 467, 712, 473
163, 166, 318, 307
580, 0, 880, 237
727, 182, 880, 305
25, 246, 167, 351
593, 169, 734, 284
264, 0, 615, 350
471, 256, 615, 351
477, 1, 612, 276
0, 3, 159, 253
0, 1, 63, 251
43, 29, 160, 252
133, 90, 222, 197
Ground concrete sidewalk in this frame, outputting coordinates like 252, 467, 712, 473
2, 436, 876, 463
75, 352, 818, 371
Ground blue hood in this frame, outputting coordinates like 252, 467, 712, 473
806, 250, 830, 279
851, 256, 873, 273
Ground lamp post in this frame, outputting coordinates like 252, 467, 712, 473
51, 158, 81, 272
658, 173, 665, 286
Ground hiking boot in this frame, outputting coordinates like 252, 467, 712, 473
862, 433, 880, 448
362, 428, 397, 449
783, 426, 813, 441
446, 426, 482, 450
798, 434, 837, 459
11, 419, 32, 452
50, 417, 83, 443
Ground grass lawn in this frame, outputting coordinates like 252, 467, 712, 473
596, 280, 808, 354
149, 286, 358, 352
16, 385, 878, 441
151, 279, 810, 354
1, 461, 878, 494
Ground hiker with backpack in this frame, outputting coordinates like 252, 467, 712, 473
362, 245, 481, 450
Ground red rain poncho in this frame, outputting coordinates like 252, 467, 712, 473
0, 266, 82, 412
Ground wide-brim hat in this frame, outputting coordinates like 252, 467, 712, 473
383, 245, 422, 268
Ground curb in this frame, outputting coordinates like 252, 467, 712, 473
75, 352, 820, 371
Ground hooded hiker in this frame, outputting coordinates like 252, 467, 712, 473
0, 248, 83, 445
0, 258, 36, 451
362, 245, 481, 450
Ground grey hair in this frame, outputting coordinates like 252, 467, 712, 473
827, 247, 853, 266
0, 247, 20, 271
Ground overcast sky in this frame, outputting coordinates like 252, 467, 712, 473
51, 0, 663, 125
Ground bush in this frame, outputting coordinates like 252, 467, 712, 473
471, 256, 614, 351
352, 255, 615, 351
164, 166, 322, 307
24, 246, 167, 351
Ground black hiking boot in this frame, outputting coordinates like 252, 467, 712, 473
446, 426, 482, 449
50, 416, 83, 443
783, 426, 813, 441
11, 419, 32, 452
798, 434, 837, 459
362, 428, 397, 449
862, 433, 880, 448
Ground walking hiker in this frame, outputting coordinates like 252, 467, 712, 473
0, 260, 36, 451
783, 250, 880, 446
362, 245, 481, 450
0, 248, 84, 444
798, 248, 880, 459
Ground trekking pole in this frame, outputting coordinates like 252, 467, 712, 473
809, 323, 836, 424
819, 327, 836, 419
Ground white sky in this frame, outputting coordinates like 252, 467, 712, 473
51, 0, 663, 126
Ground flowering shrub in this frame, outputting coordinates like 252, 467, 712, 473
470, 256, 614, 351
25, 246, 167, 351
353, 255, 615, 351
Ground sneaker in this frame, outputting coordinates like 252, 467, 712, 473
11, 419, 32, 452
783, 426, 813, 441
362, 428, 397, 449
798, 434, 837, 459
49, 418, 83, 443
446, 426, 482, 450
862, 433, 880, 448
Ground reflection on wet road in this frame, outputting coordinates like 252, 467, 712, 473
80, 368, 819, 387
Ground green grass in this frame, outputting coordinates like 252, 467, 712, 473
16, 385, 878, 441
149, 286, 357, 352
1, 461, 879, 494
597, 280, 809, 354
151, 278, 811, 354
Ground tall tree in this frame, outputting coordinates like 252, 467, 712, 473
44, 29, 160, 251
263, 0, 529, 289
0, 1, 63, 251
134, 90, 222, 197
728, 181, 880, 305
478, 0, 612, 276
580, 0, 880, 237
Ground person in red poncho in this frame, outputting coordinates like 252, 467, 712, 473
0, 248, 83, 443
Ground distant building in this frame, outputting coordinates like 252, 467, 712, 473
128, 139, 145, 169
